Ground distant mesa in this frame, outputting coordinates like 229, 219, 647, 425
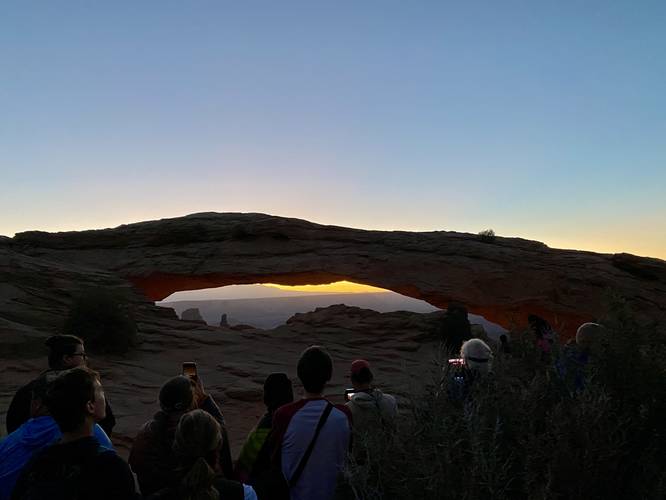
2, 212, 665, 347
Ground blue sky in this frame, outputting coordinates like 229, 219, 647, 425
1, 1, 664, 258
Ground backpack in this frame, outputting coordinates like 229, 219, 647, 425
14, 442, 112, 500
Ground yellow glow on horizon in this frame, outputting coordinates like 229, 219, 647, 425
263, 280, 390, 294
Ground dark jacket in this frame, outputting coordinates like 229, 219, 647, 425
147, 476, 246, 500
129, 395, 234, 496
6, 373, 116, 436
235, 412, 273, 484
10, 436, 136, 500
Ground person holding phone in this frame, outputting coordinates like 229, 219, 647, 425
345, 359, 398, 449
128, 365, 234, 497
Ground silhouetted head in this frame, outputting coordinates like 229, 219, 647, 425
350, 359, 374, 389
461, 339, 493, 374
45, 335, 86, 370
173, 409, 222, 500
30, 372, 59, 417
160, 375, 195, 413
297, 345, 333, 394
263, 373, 294, 412
46, 367, 106, 433
576, 322, 606, 352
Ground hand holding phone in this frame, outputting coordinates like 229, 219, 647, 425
182, 362, 197, 378
344, 388, 355, 402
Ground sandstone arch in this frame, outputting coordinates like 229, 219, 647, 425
3, 213, 666, 340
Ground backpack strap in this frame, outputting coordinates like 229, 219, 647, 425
288, 402, 334, 488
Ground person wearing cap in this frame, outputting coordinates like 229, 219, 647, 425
345, 359, 398, 444
235, 373, 294, 483
6, 335, 116, 436
460, 339, 493, 375
446, 339, 494, 402
556, 322, 607, 392
128, 374, 234, 496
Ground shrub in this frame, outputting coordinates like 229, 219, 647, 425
342, 301, 666, 500
478, 229, 496, 243
63, 289, 137, 354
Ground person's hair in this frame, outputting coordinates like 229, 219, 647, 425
45, 335, 84, 369
263, 373, 294, 412
297, 345, 333, 394
159, 375, 195, 412
173, 410, 222, 500
576, 322, 606, 352
31, 372, 59, 404
527, 315, 551, 339
351, 366, 374, 385
46, 366, 100, 433
461, 339, 493, 374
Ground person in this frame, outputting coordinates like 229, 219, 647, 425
461, 338, 494, 374
557, 322, 606, 392
447, 339, 494, 402
235, 373, 294, 483
129, 374, 234, 496
439, 303, 472, 353
345, 359, 397, 437
528, 314, 556, 359
499, 334, 512, 354
263, 346, 352, 500
148, 409, 257, 500
10, 367, 137, 500
0, 372, 113, 500
6, 335, 116, 435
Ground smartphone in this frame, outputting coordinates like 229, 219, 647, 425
344, 388, 355, 401
182, 362, 197, 378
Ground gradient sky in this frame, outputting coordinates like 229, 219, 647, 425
1, 1, 664, 259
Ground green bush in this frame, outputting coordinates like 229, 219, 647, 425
342, 301, 666, 500
63, 289, 137, 354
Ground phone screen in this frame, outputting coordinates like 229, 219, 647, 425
345, 388, 355, 401
182, 362, 197, 378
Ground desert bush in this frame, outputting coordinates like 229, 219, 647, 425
342, 302, 665, 500
478, 229, 496, 243
63, 289, 137, 354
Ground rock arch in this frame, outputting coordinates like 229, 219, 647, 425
5, 212, 666, 339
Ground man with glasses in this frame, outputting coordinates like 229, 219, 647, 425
5, 335, 116, 435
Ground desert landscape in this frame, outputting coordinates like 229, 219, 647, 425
2, 4, 665, 497
2, 212, 665, 461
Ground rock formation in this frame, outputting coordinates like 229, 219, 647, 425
181, 308, 206, 324
219, 313, 229, 328
2, 212, 665, 344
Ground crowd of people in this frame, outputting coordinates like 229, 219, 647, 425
0, 310, 606, 500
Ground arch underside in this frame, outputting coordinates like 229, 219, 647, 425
128, 270, 592, 337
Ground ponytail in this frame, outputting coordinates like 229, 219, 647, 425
180, 457, 219, 500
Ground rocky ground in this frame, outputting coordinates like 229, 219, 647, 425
0, 305, 458, 460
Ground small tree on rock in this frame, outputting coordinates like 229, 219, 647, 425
63, 289, 137, 354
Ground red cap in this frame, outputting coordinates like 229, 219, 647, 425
350, 359, 370, 375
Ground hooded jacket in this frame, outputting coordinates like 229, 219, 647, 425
129, 395, 233, 496
346, 389, 398, 437
0, 417, 112, 500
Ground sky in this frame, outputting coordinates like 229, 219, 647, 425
1, 1, 665, 260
